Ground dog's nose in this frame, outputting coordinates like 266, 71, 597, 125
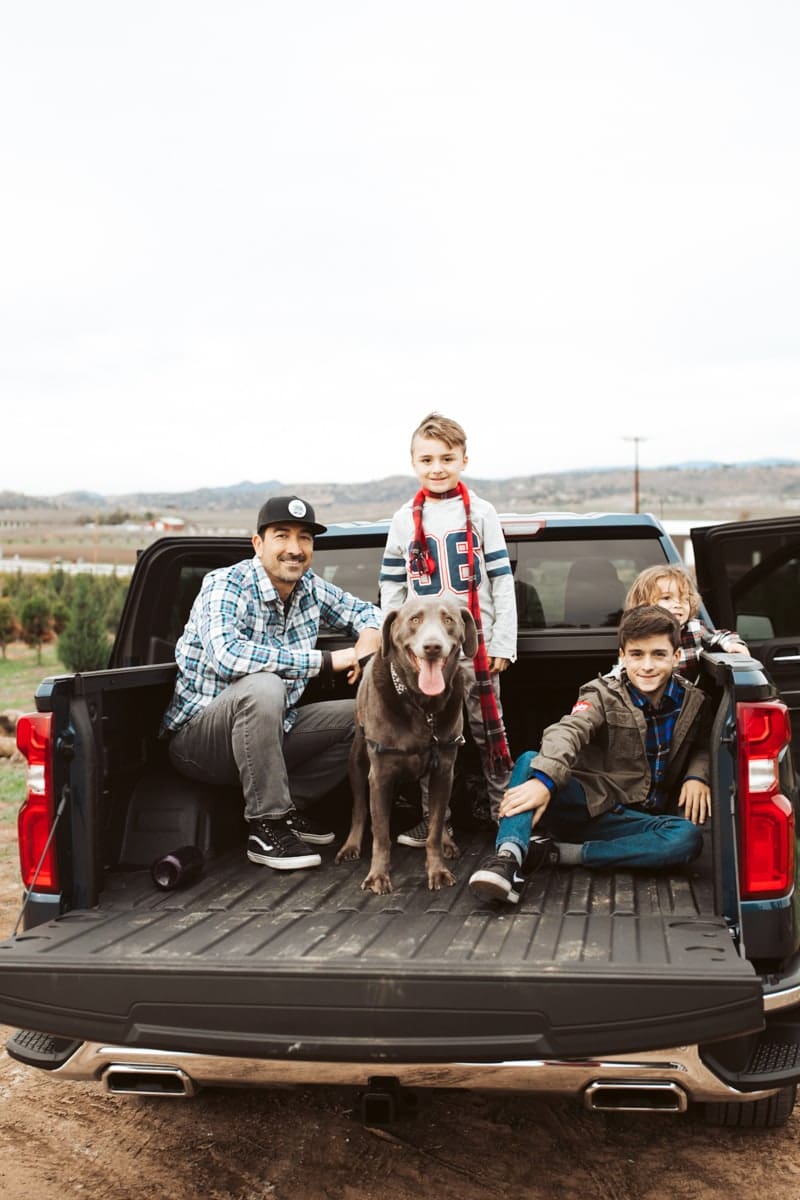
423, 640, 444, 658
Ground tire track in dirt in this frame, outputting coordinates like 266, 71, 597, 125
3, 1041, 800, 1200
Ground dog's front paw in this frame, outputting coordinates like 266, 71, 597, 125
335, 842, 361, 863
442, 835, 461, 860
361, 872, 393, 895
427, 866, 457, 890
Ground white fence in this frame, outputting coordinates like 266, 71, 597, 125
0, 556, 135, 577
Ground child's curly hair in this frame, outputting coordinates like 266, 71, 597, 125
624, 564, 701, 619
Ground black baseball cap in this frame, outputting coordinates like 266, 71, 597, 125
256, 495, 327, 536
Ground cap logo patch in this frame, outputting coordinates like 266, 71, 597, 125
288, 499, 307, 518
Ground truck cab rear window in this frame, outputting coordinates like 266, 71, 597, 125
510, 537, 670, 629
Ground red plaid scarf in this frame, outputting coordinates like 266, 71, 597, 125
409, 481, 512, 775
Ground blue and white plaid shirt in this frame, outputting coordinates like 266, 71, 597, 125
161, 555, 382, 734
624, 673, 686, 811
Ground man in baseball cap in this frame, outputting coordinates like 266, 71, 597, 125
162, 493, 382, 873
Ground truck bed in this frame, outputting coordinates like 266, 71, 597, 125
0, 831, 762, 1062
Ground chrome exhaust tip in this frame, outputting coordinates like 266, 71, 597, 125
104, 1064, 196, 1098
584, 1080, 687, 1113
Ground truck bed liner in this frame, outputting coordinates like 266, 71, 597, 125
0, 834, 762, 1061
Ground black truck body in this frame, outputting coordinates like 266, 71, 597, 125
4, 511, 800, 1126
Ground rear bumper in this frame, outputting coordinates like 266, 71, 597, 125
763, 950, 800, 1013
24, 1038, 785, 1108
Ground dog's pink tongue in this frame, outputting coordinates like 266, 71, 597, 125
418, 658, 445, 696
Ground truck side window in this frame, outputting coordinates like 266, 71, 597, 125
730, 539, 800, 640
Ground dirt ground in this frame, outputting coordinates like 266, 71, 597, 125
2, 793, 800, 1199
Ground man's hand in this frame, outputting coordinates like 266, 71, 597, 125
351, 628, 381, 683
331, 628, 381, 685
490, 657, 511, 674
330, 647, 361, 684
678, 779, 711, 824
354, 627, 381, 660
499, 777, 552, 826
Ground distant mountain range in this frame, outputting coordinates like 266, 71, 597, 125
2, 459, 799, 522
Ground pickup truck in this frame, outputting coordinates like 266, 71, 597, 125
4, 511, 800, 1128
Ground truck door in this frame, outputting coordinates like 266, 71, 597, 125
691, 516, 800, 773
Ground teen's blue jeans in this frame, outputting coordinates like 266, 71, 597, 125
496, 751, 704, 870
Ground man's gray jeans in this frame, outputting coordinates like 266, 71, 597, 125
168, 672, 355, 822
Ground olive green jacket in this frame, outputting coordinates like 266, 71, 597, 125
534, 672, 710, 818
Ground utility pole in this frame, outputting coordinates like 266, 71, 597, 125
622, 436, 647, 513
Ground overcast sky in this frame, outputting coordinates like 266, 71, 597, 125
2, 2, 798, 496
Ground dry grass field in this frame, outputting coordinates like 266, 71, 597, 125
0, 507, 256, 569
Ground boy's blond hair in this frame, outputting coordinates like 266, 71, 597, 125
410, 412, 467, 454
625, 564, 701, 619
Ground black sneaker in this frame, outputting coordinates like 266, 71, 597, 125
284, 810, 335, 845
468, 850, 520, 904
522, 832, 560, 873
510, 834, 560, 900
247, 818, 322, 870
396, 817, 455, 847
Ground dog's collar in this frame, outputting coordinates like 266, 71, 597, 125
390, 662, 408, 696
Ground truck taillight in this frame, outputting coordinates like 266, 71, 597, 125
15, 712, 59, 892
737, 701, 794, 900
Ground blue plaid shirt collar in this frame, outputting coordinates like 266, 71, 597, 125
625, 672, 685, 716
623, 672, 686, 810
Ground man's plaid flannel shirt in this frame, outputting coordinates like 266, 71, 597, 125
161, 555, 381, 734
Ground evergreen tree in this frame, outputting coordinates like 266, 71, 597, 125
50, 566, 67, 595
20, 592, 53, 665
58, 575, 110, 673
0, 597, 17, 658
100, 572, 129, 633
52, 597, 70, 635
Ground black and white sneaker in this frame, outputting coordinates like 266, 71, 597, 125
470, 835, 559, 905
522, 832, 560, 873
468, 850, 520, 904
397, 817, 455, 847
511, 834, 560, 898
284, 810, 335, 845
247, 818, 322, 870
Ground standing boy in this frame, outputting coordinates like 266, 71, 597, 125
469, 605, 709, 904
379, 412, 516, 846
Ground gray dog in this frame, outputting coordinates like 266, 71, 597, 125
336, 595, 478, 894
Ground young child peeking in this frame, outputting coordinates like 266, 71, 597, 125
622, 564, 748, 682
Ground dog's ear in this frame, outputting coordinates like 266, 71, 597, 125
461, 608, 479, 658
382, 610, 398, 657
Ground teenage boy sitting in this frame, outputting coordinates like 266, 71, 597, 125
469, 604, 710, 904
